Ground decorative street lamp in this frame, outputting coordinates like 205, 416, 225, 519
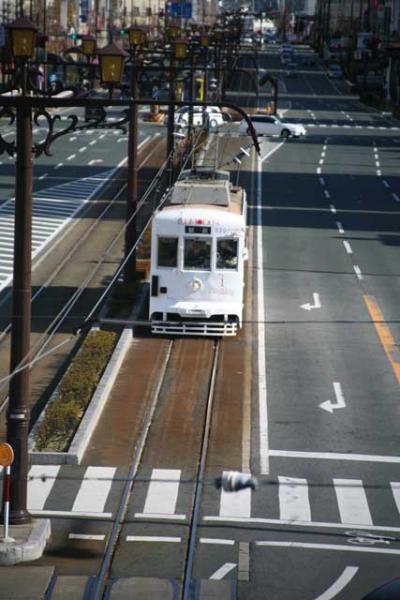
167, 37, 188, 183
97, 41, 129, 93
3, 16, 38, 525
128, 24, 146, 48
81, 34, 97, 59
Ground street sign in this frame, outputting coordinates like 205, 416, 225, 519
0, 442, 14, 467
169, 2, 192, 18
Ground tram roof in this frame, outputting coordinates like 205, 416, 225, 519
169, 180, 236, 208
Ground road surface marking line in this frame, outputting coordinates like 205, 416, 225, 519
54, 163, 63, 169
319, 177, 325, 186
210, 563, 236, 580
200, 538, 235, 545
392, 193, 400, 202
334, 479, 372, 525
279, 476, 311, 521
143, 468, 181, 515
219, 479, 252, 518
261, 140, 285, 163
28, 465, 61, 510
316, 167, 321, 174
134, 513, 186, 520
329, 204, 336, 213
343, 241, 353, 254
324, 190, 330, 199
257, 154, 269, 474
72, 466, 116, 514
68, 533, 105, 541
315, 567, 359, 600
204, 516, 400, 532
364, 295, 400, 385
66, 154, 76, 161
319, 159, 324, 165
255, 541, 400, 555
390, 483, 400, 514
238, 541, 250, 582
79, 147, 87, 152
126, 536, 181, 542
269, 449, 400, 462
377, 169, 382, 176
353, 265, 363, 280
382, 180, 390, 188
38, 174, 48, 180
336, 221, 344, 234
30, 510, 112, 519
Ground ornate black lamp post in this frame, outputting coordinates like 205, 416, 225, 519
97, 41, 128, 99
124, 25, 146, 281
167, 36, 187, 183
5, 16, 37, 525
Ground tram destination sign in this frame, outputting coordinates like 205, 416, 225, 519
185, 225, 211, 234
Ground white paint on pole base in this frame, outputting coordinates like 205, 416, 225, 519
300, 293, 321, 311
210, 563, 236, 580
319, 382, 346, 413
314, 567, 359, 600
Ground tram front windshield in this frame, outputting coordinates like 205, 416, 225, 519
184, 238, 211, 270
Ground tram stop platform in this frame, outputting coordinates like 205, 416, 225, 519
0, 518, 50, 565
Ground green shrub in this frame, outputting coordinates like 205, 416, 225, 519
35, 330, 117, 451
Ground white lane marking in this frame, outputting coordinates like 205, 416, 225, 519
279, 476, 311, 521
353, 265, 363, 280
200, 538, 235, 545
324, 190, 331, 199
392, 193, 400, 202
72, 466, 115, 514
300, 292, 321, 311
79, 146, 87, 152
66, 154, 76, 161
261, 140, 285, 163
316, 167, 321, 174
88, 159, 103, 165
321, 152, 326, 158
319, 382, 346, 413
54, 163, 63, 169
143, 468, 181, 515
204, 515, 400, 533
69, 533, 105, 541
28, 465, 61, 510
126, 536, 181, 542
255, 541, 400, 555
330, 204, 336, 213
219, 473, 252, 518
89, 140, 96, 146
315, 567, 359, 600
377, 170, 382, 176
334, 479, 372, 525
134, 513, 186, 520
391, 483, 400, 514
30, 509, 112, 519
343, 241, 353, 254
257, 153, 269, 474
69, 136, 77, 141
38, 174, 48, 180
336, 221, 344, 234
319, 177, 325, 186
210, 563, 236, 580
319, 159, 324, 165
375, 161, 380, 167
270, 449, 400, 462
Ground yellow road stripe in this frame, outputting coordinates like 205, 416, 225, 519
364, 295, 400, 385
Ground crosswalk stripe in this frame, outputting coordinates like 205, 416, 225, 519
278, 476, 311, 521
71, 466, 115, 514
143, 468, 181, 515
334, 478, 372, 525
390, 482, 400, 513
28, 465, 61, 510
219, 471, 252, 518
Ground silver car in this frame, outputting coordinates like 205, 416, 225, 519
239, 114, 306, 138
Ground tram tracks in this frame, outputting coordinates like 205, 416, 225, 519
85, 335, 221, 600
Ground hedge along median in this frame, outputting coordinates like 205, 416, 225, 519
35, 330, 118, 452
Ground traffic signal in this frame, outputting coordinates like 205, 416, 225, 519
194, 77, 204, 101
120, 28, 126, 36
69, 32, 77, 41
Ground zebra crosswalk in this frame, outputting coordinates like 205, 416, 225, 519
0, 169, 115, 292
1, 466, 400, 529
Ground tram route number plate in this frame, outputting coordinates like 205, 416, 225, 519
0, 443, 14, 467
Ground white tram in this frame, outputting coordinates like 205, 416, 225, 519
149, 169, 247, 336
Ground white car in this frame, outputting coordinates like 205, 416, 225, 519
174, 106, 224, 128
239, 114, 306, 138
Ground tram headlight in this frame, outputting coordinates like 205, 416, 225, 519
191, 278, 202, 291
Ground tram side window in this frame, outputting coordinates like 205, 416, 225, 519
184, 238, 211, 270
158, 237, 178, 267
217, 238, 238, 269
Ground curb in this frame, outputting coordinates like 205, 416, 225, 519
0, 519, 51, 565
28, 284, 148, 465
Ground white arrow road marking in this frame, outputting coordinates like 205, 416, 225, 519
210, 563, 236, 580
301, 293, 321, 311
319, 382, 346, 413
314, 566, 359, 600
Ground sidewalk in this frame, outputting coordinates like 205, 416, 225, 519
0, 519, 50, 566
